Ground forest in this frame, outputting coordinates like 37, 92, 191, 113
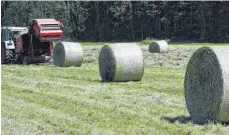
1, 1, 229, 42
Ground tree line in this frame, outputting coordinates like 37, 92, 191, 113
1, 1, 229, 42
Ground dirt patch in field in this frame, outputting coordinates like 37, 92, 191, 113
83, 45, 199, 68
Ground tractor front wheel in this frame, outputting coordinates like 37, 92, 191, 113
1, 45, 5, 64
1, 44, 14, 64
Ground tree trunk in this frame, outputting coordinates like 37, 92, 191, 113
95, 2, 100, 41
129, 2, 135, 41
158, 15, 161, 37
201, 7, 206, 40
191, 3, 193, 28
141, 20, 144, 40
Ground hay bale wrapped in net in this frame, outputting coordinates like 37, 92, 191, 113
184, 46, 229, 124
53, 42, 83, 67
148, 40, 168, 53
99, 43, 144, 82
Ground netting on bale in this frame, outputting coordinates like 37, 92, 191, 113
148, 40, 169, 53
53, 42, 84, 67
184, 46, 229, 124
99, 43, 144, 82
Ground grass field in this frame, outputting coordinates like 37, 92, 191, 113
79, 42, 229, 46
2, 45, 229, 135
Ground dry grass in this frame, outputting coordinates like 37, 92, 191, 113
83, 45, 199, 68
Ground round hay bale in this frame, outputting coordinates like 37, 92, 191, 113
99, 43, 144, 82
53, 42, 83, 67
184, 46, 229, 124
148, 40, 168, 53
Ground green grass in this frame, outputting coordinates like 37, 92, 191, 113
169, 43, 229, 46
80, 42, 140, 46
2, 63, 229, 135
80, 42, 109, 46
80, 41, 229, 47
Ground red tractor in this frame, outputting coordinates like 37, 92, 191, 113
1, 19, 63, 64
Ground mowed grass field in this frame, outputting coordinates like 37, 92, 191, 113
2, 44, 229, 135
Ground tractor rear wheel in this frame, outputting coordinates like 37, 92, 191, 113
1, 44, 14, 64
22, 56, 32, 64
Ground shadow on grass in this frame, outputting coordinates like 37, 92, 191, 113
161, 116, 229, 126
161, 116, 192, 124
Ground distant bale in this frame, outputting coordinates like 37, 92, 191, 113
184, 46, 229, 124
148, 40, 168, 53
53, 42, 83, 67
99, 43, 144, 82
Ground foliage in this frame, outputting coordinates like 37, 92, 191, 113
140, 37, 155, 45
1, 1, 229, 42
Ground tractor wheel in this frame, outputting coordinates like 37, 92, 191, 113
1, 45, 5, 64
1, 45, 14, 64
22, 56, 31, 65
4, 49, 14, 64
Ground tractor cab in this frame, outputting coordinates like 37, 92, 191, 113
1, 27, 28, 42
1, 27, 28, 50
